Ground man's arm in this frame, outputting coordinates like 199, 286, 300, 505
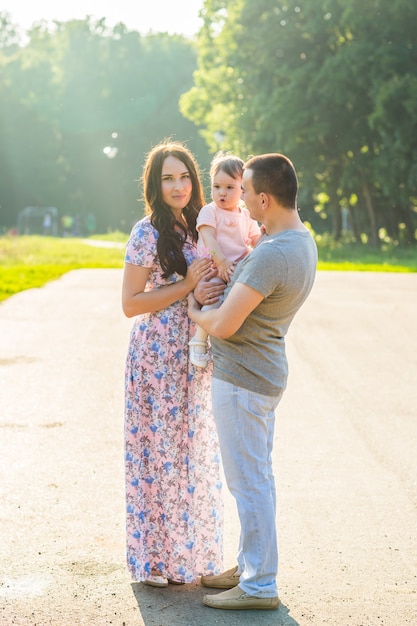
188, 281, 263, 339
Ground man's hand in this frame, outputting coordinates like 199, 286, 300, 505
194, 273, 226, 307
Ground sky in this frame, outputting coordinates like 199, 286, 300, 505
2, 0, 205, 38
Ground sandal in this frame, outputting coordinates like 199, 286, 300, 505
144, 570, 168, 588
168, 579, 185, 585
188, 340, 209, 368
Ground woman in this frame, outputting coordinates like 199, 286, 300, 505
122, 140, 224, 587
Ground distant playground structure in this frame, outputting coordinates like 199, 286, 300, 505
17, 206, 59, 236
16, 207, 96, 237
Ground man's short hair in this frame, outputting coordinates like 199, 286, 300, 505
244, 154, 298, 209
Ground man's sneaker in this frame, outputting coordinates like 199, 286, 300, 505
203, 585, 280, 611
201, 565, 240, 589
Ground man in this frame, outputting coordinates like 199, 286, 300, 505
188, 153, 318, 610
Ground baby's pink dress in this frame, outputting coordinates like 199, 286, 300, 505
196, 201, 261, 261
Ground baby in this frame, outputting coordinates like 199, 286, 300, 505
189, 152, 262, 368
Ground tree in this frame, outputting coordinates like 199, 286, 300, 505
181, 0, 417, 244
0, 17, 208, 232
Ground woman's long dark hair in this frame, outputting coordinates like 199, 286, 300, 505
142, 140, 205, 278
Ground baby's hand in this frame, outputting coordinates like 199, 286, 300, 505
217, 258, 233, 283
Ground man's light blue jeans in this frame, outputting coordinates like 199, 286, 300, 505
212, 378, 283, 598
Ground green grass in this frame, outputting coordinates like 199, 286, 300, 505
316, 235, 417, 272
0, 233, 416, 304
0, 235, 125, 302
318, 261, 416, 271
88, 230, 129, 243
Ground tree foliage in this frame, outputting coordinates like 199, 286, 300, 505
181, 0, 417, 244
0, 14, 209, 233
2, 4, 416, 244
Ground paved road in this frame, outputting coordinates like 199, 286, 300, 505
0, 269, 416, 626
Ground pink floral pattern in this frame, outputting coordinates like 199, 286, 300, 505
124, 217, 223, 583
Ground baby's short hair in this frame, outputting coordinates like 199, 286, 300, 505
210, 152, 244, 181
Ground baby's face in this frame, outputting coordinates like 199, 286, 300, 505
212, 170, 243, 212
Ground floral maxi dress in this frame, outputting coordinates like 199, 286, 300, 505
124, 217, 223, 583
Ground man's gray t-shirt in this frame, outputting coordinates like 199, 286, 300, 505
210, 229, 317, 396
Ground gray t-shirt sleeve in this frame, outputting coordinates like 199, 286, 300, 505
233, 237, 288, 298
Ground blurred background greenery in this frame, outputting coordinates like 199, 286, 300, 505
0, 0, 416, 251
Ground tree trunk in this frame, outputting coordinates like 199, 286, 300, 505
362, 183, 379, 247
349, 206, 361, 242
332, 202, 342, 241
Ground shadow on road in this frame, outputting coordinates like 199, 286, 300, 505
131, 582, 300, 626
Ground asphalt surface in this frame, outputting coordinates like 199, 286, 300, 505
0, 269, 416, 626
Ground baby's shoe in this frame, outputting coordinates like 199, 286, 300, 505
189, 340, 209, 368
